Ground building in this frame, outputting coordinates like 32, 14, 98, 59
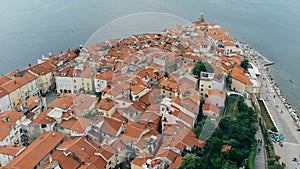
5, 131, 65, 169
94, 69, 114, 93
97, 98, 116, 116
0, 110, 28, 146
27, 62, 56, 94
55, 67, 74, 94
205, 89, 226, 108
231, 66, 260, 94
72, 65, 95, 94
0, 87, 11, 113
199, 71, 214, 96
159, 76, 177, 99
47, 136, 117, 169
1, 74, 39, 108
0, 145, 26, 166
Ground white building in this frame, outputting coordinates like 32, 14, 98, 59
0, 88, 11, 113
55, 67, 74, 93
94, 70, 114, 93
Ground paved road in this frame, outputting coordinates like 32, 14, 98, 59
257, 65, 300, 169
255, 127, 266, 169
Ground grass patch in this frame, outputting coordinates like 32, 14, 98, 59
225, 96, 239, 119
258, 100, 277, 132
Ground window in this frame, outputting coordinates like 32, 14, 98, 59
74, 80, 76, 83
201, 89, 203, 91
41, 124, 46, 128
162, 107, 165, 111
201, 84, 204, 87
208, 86, 211, 88
109, 161, 111, 165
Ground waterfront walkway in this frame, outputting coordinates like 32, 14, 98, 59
257, 64, 300, 169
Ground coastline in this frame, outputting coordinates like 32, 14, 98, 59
245, 43, 300, 168
241, 42, 300, 128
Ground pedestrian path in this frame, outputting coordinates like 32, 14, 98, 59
255, 127, 266, 169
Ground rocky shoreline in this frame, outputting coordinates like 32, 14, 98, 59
242, 42, 300, 128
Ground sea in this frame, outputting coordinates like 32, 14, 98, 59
0, 0, 299, 113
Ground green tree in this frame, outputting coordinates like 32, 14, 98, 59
179, 153, 201, 169
192, 61, 214, 77
240, 59, 249, 70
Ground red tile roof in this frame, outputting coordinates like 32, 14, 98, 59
6, 131, 65, 169
57, 117, 91, 133
231, 66, 252, 85
48, 94, 74, 109
95, 70, 114, 80
30, 110, 55, 124
100, 117, 122, 136
97, 98, 115, 111
27, 62, 56, 75
0, 145, 26, 156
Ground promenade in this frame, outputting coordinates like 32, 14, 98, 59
255, 58, 300, 169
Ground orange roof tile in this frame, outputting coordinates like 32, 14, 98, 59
221, 145, 232, 152
48, 94, 74, 109
30, 110, 55, 124
6, 131, 65, 169
100, 117, 122, 136
231, 66, 252, 85
0, 145, 26, 156
95, 70, 114, 80
0, 76, 10, 86
1, 74, 37, 93
57, 117, 91, 133
28, 62, 56, 75
0, 110, 24, 135
0, 87, 8, 98
97, 98, 115, 111
169, 156, 182, 169
207, 89, 226, 99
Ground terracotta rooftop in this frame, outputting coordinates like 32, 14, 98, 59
0, 74, 37, 93
30, 110, 55, 124
6, 131, 65, 169
100, 117, 122, 136
97, 98, 115, 111
48, 94, 74, 109
0, 76, 10, 86
95, 70, 114, 80
231, 66, 252, 85
0, 110, 24, 140
0, 87, 8, 98
27, 62, 56, 75
57, 117, 91, 134
0, 145, 26, 156
207, 89, 226, 99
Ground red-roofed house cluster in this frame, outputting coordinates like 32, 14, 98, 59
0, 13, 261, 169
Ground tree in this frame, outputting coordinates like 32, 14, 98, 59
179, 153, 201, 169
240, 59, 249, 70
192, 62, 214, 78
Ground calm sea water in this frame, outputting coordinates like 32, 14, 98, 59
0, 0, 299, 111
